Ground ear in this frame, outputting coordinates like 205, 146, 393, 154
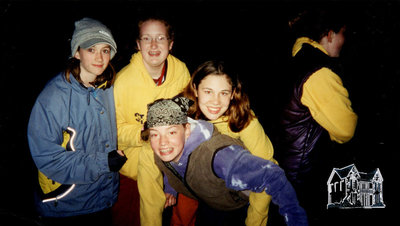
193, 84, 198, 97
184, 123, 191, 140
136, 40, 142, 51
74, 50, 81, 60
168, 41, 174, 51
327, 30, 335, 43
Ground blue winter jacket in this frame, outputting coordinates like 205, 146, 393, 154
27, 72, 119, 217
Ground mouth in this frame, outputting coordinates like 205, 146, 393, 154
148, 51, 161, 57
207, 107, 221, 114
159, 147, 173, 156
93, 64, 104, 68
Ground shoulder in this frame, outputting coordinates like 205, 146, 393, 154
36, 73, 71, 104
116, 53, 143, 76
30, 74, 71, 123
167, 54, 186, 66
238, 116, 263, 134
114, 55, 148, 89
167, 55, 190, 78
307, 67, 343, 87
208, 130, 245, 151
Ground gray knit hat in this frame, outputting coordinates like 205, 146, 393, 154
71, 17, 117, 59
146, 97, 193, 128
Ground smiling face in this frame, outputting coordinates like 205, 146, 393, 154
136, 20, 174, 71
149, 124, 191, 163
194, 74, 233, 121
74, 43, 111, 87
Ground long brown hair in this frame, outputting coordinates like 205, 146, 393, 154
182, 60, 254, 132
64, 50, 115, 89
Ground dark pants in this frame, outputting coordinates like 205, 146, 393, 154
195, 202, 248, 226
39, 208, 112, 226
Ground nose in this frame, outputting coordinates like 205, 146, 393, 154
160, 134, 168, 146
210, 93, 220, 105
150, 39, 158, 48
95, 51, 103, 61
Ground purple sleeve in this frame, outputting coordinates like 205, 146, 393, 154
213, 145, 308, 226
163, 174, 177, 197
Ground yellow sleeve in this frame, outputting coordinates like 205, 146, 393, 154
115, 99, 143, 179
301, 68, 358, 143
114, 65, 147, 150
115, 111, 143, 179
239, 117, 275, 160
115, 106, 144, 149
138, 143, 165, 226
114, 68, 146, 179
240, 118, 275, 226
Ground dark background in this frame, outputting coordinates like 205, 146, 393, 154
0, 0, 397, 225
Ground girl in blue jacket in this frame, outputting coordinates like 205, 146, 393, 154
27, 17, 126, 226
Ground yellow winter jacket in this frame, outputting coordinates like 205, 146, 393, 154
293, 37, 358, 143
114, 52, 190, 180
138, 114, 276, 226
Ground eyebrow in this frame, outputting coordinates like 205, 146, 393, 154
149, 125, 180, 131
202, 87, 232, 92
140, 34, 167, 37
90, 45, 110, 49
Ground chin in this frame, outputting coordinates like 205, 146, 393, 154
206, 114, 220, 121
158, 155, 174, 162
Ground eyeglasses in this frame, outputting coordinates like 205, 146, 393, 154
139, 35, 169, 43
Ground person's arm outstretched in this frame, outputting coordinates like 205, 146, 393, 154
213, 146, 308, 226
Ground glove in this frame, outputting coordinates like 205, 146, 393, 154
108, 150, 127, 172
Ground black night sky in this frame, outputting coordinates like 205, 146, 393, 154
1, 0, 397, 225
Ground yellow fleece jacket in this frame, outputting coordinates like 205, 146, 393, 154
138, 115, 276, 226
114, 52, 190, 180
293, 37, 358, 143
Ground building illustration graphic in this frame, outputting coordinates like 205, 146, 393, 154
327, 164, 385, 209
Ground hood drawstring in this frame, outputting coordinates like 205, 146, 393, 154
86, 81, 107, 105
87, 92, 90, 105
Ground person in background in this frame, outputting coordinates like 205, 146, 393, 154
112, 15, 190, 226
276, 8, 358, 224
28, 17, 126, 226
143, 97, 308, 226
138, 60, 278, 225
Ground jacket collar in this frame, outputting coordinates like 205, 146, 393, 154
173, 119, 213, 166
68, 73, 107, 93
292, 37, 329, 57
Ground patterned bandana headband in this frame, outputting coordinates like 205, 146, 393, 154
146, 97, 193, 128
